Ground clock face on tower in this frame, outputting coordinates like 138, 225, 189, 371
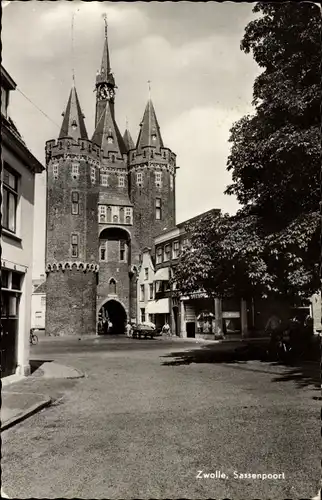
97, 84, 115, 101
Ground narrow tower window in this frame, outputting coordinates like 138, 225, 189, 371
118, 175, 125, 188
155, 171, 162, 188
71, 234, 78, 257
91, 167, 96, 184
136, 172, 143, 187
109, 278, 116, 295
125, 207, 132, 224
99, 241, 108, 262
71, 191, 79, 215
71, 163, 79, 179
99, 205, 107, 223
100, 174, 109, 186
119, 240, 127, 262
155, 198, 162, 220
170, 174, 174, 190
53, 163, 59, 179
119, 207, 125, 224
107, 206, 112, 222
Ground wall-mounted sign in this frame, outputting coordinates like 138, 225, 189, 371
222, 311, 240, 319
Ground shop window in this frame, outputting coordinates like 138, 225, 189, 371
71, 191, 79, 215
3, 164, 19, 234
11, 272, 22, 291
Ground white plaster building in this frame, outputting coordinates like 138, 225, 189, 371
1, 66, 44, 377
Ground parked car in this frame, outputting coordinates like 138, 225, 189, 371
132, 322, 157, 339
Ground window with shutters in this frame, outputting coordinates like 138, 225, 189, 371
71, 191, 79, 215
71, 234, 78, 257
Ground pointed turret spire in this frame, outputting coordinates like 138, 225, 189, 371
92, 103, 126, 157
136, 99, 164, 152
123, 127, 135, 152
59, 86, 88, 141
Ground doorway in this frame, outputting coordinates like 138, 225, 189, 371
98, 299, 127, 335
186, 322, 196, 338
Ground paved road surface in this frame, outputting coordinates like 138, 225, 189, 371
2, 336, 320, 499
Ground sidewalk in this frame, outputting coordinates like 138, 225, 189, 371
1, 391, 52, 431
1, 362, 85, 432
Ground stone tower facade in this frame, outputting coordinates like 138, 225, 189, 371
45, 27, 177, 336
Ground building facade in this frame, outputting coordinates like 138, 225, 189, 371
1, 66, 44, 377
45, 29, 177, 336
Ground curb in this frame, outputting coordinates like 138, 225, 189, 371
1, 396, 52, 432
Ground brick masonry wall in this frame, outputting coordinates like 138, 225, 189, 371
130, 166, 176, 252
46, 269, 97, 336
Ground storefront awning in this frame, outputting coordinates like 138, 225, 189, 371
154, 267, 170, 281
146, 298, 169, 314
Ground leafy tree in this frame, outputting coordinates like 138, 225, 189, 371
175, 3, 321, 301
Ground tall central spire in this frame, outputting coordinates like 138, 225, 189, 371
92, 18, 125, 158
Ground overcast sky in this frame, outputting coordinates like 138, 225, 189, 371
2, 1, 260, 278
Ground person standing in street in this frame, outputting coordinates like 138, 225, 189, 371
126, 322, 133, 337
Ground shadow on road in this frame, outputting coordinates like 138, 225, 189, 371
161, 343, 321, 390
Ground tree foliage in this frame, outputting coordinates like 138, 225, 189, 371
175, 3, 321, 301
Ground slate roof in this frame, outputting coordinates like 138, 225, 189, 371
59, 86, 88, 141
99, 191, 132, 206
92, 104, 126, 156
136, 99, 164, 152
123, 128, 135, 152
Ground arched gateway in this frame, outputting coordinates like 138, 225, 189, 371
98, 299, 127, 335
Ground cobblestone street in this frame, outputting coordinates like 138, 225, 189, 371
2, 336, 320, 499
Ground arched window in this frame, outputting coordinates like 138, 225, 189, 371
119, 207, 124, 224
107, 207, 112, 222
111, 155, 115, 163
109, 278, 116, 295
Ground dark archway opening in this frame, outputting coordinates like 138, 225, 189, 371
99, 299, 127, 335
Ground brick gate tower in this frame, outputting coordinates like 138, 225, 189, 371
45, 24, 177, 336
